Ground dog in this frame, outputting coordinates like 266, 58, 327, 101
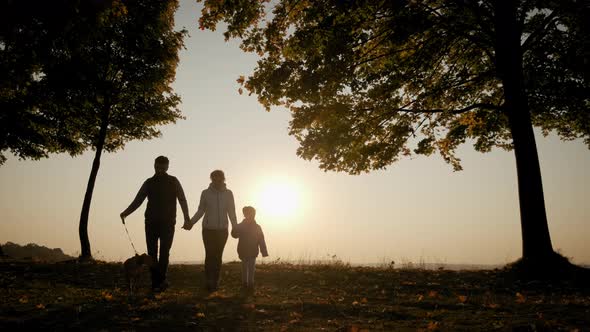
123, 253, 154, 294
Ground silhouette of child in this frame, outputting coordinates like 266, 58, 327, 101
231, 206, 268, 291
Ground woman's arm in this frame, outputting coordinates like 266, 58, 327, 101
189, 191, 207, 227
227, 190, 238, 228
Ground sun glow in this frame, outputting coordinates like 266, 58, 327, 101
255, 179, 301, 220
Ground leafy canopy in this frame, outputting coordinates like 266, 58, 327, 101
0, 0, 186, 164
198, 0, 588, 173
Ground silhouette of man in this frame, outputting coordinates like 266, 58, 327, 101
120, 156, 190, 291
183, 169, 237, 292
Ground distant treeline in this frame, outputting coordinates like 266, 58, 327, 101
1, 242, 74, 262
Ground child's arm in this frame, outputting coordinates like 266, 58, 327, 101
258, 226, 268, 257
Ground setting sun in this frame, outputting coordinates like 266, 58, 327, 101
255, 180, 301, 219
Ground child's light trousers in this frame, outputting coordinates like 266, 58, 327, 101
241, 257, 256, 286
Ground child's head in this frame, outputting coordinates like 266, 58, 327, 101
243, 206, 256, 220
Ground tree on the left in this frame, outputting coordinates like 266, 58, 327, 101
0, 0, 187, 260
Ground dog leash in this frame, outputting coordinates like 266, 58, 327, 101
123, 222, 139, 255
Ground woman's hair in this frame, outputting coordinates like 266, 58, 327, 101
210, 169, 225, 180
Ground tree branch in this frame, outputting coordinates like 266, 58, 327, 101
421, 1, 494, 61
397, 103, 501, 114
521, 9, 559, 52
410, 115, 430, 137
397, 69, 496, 112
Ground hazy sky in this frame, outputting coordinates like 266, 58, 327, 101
1, 1, 588, 265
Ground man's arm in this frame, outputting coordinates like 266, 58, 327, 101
227, 190, 237, 228
120, 181, 148, 222
175, 178, 190, 224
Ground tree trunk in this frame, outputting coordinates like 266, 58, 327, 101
78, 111, 110, 260
493, 1, 554, 261
0, 244, 3, 256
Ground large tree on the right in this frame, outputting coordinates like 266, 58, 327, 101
198, 0, 589, 268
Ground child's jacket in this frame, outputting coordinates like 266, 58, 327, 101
232, 219, 268, 260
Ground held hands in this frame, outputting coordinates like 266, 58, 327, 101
230, 229, 239, 239
182, 218, 194, 231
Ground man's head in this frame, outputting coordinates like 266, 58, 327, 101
210, 169, 225, 186
154, 156, 169, 174
243, 206, 256, 220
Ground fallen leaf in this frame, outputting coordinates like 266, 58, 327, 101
36, 303, 45, 309
242, 303, 256, 309
19, 296, 28, 304
427, 321, 440, 331
516, 292, 526, 304
428, 290, 438, 298
417, 294, 424, 302
316, 297, 329, 305
102, 291, 113, 301
195, 312, 206, 319
492, 320, 504, 328
458, 295, 467, 303
361, 297, 368, 304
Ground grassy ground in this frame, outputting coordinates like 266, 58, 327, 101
0, 260, 589, 331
